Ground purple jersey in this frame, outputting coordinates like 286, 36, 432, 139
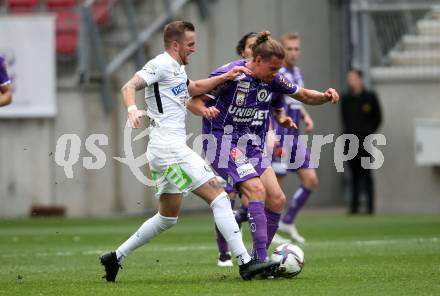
202, 59, 299, 141
271, 66, 313, 174
0, 55, 11, 86
249, 93, 284, 148
202, 59, 299, 191
271, 66, 305, 136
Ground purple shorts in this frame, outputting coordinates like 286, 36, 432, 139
272, 135, 312, 176
203, 134, 269, 193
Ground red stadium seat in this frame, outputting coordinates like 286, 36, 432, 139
7, 0, 38, 13
92, 0, 111, 27
46, 0, 76, 11
55, 11, 79, 56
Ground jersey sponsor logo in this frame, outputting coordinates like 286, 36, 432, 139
235, 91, 245, 106
237, 80, 250, 93
278, 75, 294, 89
233, 73, 246, 81
230, 147, 247, 165
171, 82, 187, 96
143, 62, 157, 75
257, 89, 269, 102
251, 110, 270, 126
227, 106, 258, 123
236, 163, 257, 178
164, 164, 192, 191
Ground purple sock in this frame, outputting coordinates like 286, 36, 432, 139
282, 185, 311, 224
248, 201, 268, 262
215, 199, 236, 255
234, 205, 248, 227
265, 208, 281, 249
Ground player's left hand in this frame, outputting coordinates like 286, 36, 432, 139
303, 114, 314, 132
324, 88, 339, 104
224, 66, 253, 80
279, 116, 297, 129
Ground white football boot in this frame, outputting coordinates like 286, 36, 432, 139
278, 222, 306, 244
270, 233, 291, 246
217, 252, 233, 267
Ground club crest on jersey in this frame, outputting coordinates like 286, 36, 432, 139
257, 89, 269, 102
230, 147, 247, 165
235, 91, 245, 106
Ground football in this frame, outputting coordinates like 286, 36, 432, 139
271, 243, 305, 278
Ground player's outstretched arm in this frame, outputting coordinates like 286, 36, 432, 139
0, 84, 12, 107
188, 66, 252, 97
188, 94, 219, 119
291, 87, 339, 105
121, 74, 147, 128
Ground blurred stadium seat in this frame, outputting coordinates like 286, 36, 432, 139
7, 0, 38, 13
92, 0, 111, 27
55, 11, 79, 56
46, 0, 76, 11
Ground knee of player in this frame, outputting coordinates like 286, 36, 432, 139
249, 183, 266, 200
158, 213, 178, 229
268, 191, 286, 208
304, 175, 319, 189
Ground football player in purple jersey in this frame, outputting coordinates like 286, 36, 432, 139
189, 31, 339, 263
0, 54, 12, 107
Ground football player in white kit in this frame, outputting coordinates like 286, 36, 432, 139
100, 21, 279, 282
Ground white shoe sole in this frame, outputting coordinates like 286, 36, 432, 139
217, 260, 233, 267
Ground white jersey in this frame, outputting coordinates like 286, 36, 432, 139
136, 52, 216, 196
136, 52, 189, 145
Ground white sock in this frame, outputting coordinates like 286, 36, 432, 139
210, 192, 251, 265
116, 213, 177, 263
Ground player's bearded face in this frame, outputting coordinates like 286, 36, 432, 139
179, 31, 196, 65
255, 56, 283, 82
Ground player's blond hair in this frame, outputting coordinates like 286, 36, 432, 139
251, 31, 285, 61
280, 32, 300, 46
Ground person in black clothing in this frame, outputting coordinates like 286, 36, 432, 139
341, 69, 382, 214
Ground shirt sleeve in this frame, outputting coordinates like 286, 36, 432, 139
270, 92, 284, 109
136, 60, 164, 86
271, 73, 299, 96
0, 60, 11, 86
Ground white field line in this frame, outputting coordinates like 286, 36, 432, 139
1, 237, 439, 259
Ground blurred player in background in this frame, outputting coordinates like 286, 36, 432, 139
272, 33, 318, 244
0, 54, 12, 107
100, 21, 279, 283
190, 31, 339, 264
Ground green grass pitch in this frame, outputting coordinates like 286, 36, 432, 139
1, 213, 439, 295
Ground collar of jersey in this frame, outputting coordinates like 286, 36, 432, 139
163, 51, 183, 70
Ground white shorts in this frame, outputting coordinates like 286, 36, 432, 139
146, 143, 215, 198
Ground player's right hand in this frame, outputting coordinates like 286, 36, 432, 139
324, 88, 339, 104
224, 66, 253, 80
202, 106, 220, 119
127, 107, 143, 128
